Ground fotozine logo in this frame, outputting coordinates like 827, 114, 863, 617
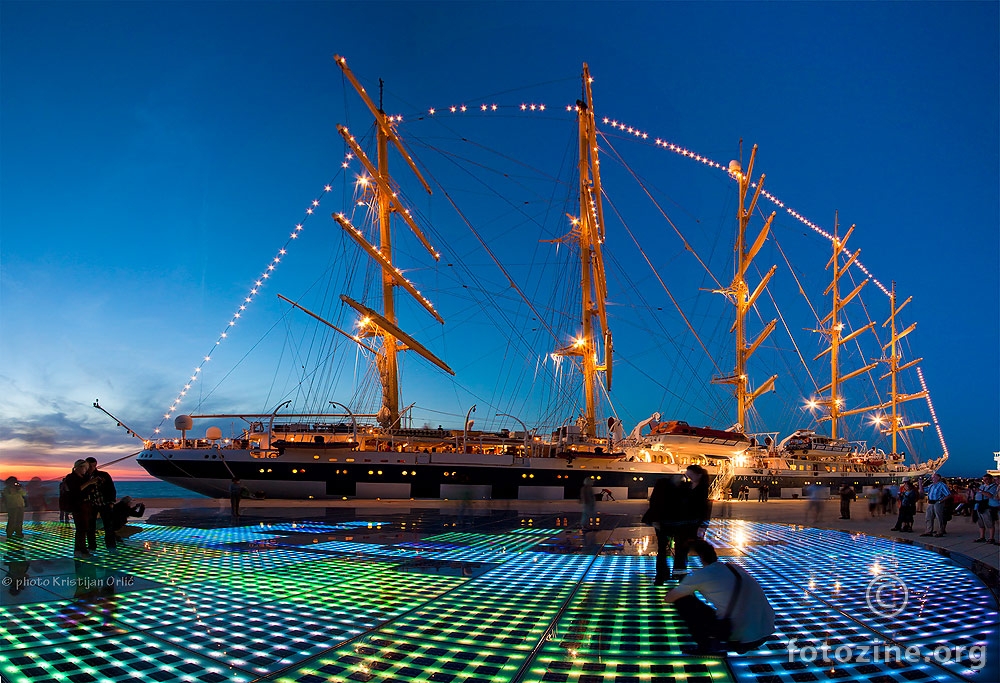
866, 572, 908, 617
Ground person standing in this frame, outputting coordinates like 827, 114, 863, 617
64, 460, 98, 556
643, 476, 683, 585
673, 465, 711, 576
919, 472, 951, 537
579, 477, 596, 530
86, 458, 117, 551
804, 483, 825, 524
891, 481, 918, 532
664, 539, 775, 655
26, 477, 46, 523
58, 478, 72, 523
839, 484, 856, 519
2, 477, 26, 539
973, 474, 998, 544
229, 478, 249, 518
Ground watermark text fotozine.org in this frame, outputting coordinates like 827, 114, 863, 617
787, 639, 987, 670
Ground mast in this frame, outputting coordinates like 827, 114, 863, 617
813, 216, 877, 438
332, 56, 451, 428
838, 280, 928, 452
555, 63, 612, 439
375, 95, 400, 427
713, 146, 777, 431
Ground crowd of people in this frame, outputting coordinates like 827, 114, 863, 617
831, 471, 999, 541
1, 458, 145, 555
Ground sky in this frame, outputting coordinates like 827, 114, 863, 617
1, 1, 997, 481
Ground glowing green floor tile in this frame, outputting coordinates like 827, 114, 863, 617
428, 530, 561, 554
571, 583, 676, 610
2, 522, 80, 561
343, 571, 466, 600
0, 599, 130, 651
0, 633, 252, 683
382, 603, 553, 650
77, 585, 240, 630
289, 573, 466, 621
520, 652, 734, 683
199, 547, 334, 573
548, 605, 690, 655
275, 634, 528, 683
273, 556, 399, 586
192, 570, 330, 602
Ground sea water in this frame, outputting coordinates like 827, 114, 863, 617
116, 480, 209, 499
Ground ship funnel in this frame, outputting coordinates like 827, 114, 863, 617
174, 415, 194, 431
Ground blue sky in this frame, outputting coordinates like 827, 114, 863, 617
1, 1, 997, 479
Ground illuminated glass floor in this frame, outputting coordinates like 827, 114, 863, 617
2, 509, 996, 683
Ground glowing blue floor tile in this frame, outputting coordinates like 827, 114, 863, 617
128, 523, 283, 545
299, 539, 421, 558
147, 601, 372, 675
259, 521, 387, 533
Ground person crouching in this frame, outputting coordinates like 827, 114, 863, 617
664, 539, 774, 655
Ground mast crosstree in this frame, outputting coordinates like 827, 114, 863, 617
712, 146, 778, 432
332, 55, 451, 428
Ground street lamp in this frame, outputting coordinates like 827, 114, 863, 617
463, 404, 477, 453
497, 412, 530, 453
329, 401, 358, 444
267, 400, 292, 434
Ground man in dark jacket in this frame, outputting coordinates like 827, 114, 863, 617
86, 457, 117, 551
645, 477, 680, 585
839, 484, 856, 519
64, 460, 98, 556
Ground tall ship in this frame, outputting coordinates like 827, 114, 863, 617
116, 58, 946, 500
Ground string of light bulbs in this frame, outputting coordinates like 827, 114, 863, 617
414, 99, 944, 457
410, 101, 890, 295
153, 155, 357, 435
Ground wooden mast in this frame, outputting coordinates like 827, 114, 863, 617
838, 281, 928, 451
332, 56, 449, 428
558, 63, 612, 439
814, 217, 877, 438
713, 146, 777, 431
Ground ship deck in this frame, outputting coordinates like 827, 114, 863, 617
2, 506, 997, 683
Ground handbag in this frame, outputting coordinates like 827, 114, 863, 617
715, 563, 743, 641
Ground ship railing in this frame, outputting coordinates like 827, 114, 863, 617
150, 438, 249, 450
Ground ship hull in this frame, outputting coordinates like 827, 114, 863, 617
137, 444, 938, 501
136, 446, 684, 500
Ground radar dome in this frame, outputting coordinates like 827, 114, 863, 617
174, 415, 194, 431
206, 426, 222, 441
728, 160, 742, 174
